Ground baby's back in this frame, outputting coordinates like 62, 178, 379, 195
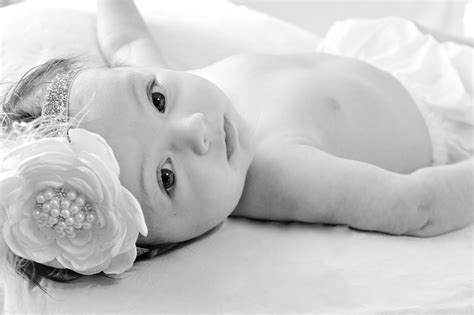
194, 52, 432, 173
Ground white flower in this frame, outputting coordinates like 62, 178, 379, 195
0, 128, 148, 275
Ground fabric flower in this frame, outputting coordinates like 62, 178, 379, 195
0, 128, 148, 275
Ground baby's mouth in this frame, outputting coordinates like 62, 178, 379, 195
224, 116, 235, 161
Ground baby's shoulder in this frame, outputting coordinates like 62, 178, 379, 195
204, 51, 369, 71
192, 52, 377, 95
231, 137, 323, 219
194, 52, 331, 79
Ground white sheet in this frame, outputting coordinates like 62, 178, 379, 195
4, 220, 473, 313
1, 1, 473, 314
318, 17, 473, 165
0, 0, 320, 87
237, 0, 470, 40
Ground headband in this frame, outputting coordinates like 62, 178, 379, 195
39, 69, 153, 256
41, 69, 81, 122
0, 69, 150, 276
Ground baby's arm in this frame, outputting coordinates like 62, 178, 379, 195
410, 158, 473, 236
235, 143, 473, 237
97, 0, 168, 68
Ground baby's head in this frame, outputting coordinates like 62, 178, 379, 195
70, 62, 255, 245
3, 58, 255, 249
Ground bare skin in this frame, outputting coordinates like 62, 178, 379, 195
194, 53, 434, 232
90, 0, 473, 244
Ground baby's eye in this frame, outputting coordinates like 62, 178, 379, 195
149, 81, 166, 113
159, 159, 175, 195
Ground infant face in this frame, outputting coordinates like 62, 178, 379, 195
69, 66, 254, 244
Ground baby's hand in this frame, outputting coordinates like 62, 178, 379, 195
407, 159, 474, 237
97, 0, 168, 68
372, 177, 430, 236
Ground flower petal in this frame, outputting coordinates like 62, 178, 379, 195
1, 128, 145, 275
3, 219, 57, 262
119, 187, 148, 236
2, 137, 72, 169
69, 129, 120, 175
57, 235, 95, 260
78, 153, 120, 206
65, 176, 101, 203
29, 246, 61, 262
5, 202, 29, 228
103, 247, 136, 274
69, 229, 93, 247
2, 222, 29, 258
18, 151, 73, 175
18, 219, 55, 246
56, 250, 108, 275
0, 173, 21, 200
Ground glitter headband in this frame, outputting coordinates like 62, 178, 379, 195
41, 69, 81, 122
39, 69, 151, 257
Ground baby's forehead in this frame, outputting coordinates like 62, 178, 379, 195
70, 67, 129, 103
73, 65, 150, 89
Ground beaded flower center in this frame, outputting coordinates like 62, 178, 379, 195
33, 186, 96, 239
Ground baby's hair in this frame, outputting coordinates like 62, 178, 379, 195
0, 58, 184, 292
2, 58, 79, 127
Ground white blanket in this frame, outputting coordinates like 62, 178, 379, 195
1, 1, 472, 314
4, 221, 473, 313
318, 17, 473, 165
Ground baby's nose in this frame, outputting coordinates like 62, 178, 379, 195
172, 112, 210, 155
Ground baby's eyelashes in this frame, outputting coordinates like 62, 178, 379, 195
158, 158, 176, 196
148, 80, 166, 113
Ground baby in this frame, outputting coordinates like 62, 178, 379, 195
1, 0, 473, 280
91, 0, 473, 243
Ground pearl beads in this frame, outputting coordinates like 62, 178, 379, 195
57, 221, 66, 230
34, 186, 96, 239
42, 203, 52, 212
50, 208, 60, 217
75, 195, 86, 207
75, 212, 84, 222
61, 199, 71, 209
48, 217, 58, 225
32, 210, 41, 219
44, 188, 54, 200
66, 190, 77, 200
65, 217, 74, 226
50, 197, 60, 209
86, 213, 96, 223
36, 194, 45, 203
70, 204, 80, 214
73, 221, 82, 229
61, 209, 71, 218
